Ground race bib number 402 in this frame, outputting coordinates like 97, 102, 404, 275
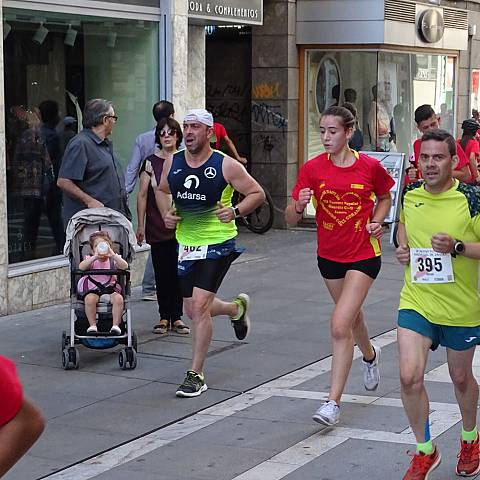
178, 244, 207, 262
410, 248, 454, 284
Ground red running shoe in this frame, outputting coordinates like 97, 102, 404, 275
457, 434, 480, 476
403, 447, 441, 480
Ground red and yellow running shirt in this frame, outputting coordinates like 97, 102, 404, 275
292, 152, 394, 262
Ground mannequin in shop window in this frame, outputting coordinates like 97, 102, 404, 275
368, 83, 397, 152
9, 105, 65, 260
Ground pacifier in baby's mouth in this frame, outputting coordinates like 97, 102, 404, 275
96, 241, 109, 255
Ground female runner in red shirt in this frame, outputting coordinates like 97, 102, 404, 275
285, 106, 394, 426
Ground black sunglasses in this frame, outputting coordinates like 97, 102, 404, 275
159, 128, 176, 137
105, 115, 118, 121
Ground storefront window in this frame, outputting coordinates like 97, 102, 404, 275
305, 51, 377, 160
410, 53, 455, 134
4, 8, 159, 263
305, 50, 456, 161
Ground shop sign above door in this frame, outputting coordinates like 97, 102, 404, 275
188, 0, 263, 25
418, 9, 445, 43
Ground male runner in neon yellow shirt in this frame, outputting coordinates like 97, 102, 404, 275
396, 129, 480, 479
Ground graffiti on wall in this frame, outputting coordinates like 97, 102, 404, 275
252, 82, 280, 100
206, 83, 248, 99
252, 102, 288, 135
253, 133, 281, 153
208, 101, 250, 124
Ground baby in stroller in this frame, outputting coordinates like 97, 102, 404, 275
62, 207, 137, 370
78, 231, 128, 335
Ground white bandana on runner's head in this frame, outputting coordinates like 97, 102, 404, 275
184, 109, 214, 127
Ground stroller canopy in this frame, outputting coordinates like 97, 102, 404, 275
64, 207, 137, 262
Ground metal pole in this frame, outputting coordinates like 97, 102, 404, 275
159, 0, 172, 101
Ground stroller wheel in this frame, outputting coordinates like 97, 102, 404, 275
71, 348, 80, 369
62, 347, 80, 370
119, 349, 128, 370
129, 349, 137, 370
62, 348, 70, 370
119, 348, 137, 370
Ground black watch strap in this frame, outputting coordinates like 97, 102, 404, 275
233, 206, 241, 218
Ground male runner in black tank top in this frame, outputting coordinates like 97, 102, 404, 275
157, 109, 265, 397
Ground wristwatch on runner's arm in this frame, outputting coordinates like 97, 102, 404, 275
452, 239, 465, 257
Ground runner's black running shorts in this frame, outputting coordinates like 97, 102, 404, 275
317, 256, 381, 280
178, 252, 241, 297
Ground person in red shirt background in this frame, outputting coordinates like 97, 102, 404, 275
0, 355, 44, 477
211, 122, 247, 164
458, 118, 480, 184
285, 106, 394, 427
407, 105, 471, 185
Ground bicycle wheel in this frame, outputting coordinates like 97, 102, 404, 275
240, 187, 274, 234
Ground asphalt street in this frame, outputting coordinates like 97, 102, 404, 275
1, 228, 476, 480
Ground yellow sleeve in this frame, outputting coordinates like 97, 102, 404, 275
472, 214, 480, 239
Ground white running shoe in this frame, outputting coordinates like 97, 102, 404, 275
362, 344, 381, 391
312, 400, 340, 426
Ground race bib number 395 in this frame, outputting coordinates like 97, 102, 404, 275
410, 248, 454, 284
178, 244, 207, 262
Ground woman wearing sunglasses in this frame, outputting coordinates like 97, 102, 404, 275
136, 117, 189, 335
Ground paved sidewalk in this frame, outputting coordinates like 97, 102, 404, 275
2, 228, 475, 480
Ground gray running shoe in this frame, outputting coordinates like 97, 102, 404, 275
176, 370, 208, 398
312, 400, 340, 426
362, 344, 381, 391
231, 293, 251, 340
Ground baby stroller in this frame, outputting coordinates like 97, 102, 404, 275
62, 207, 138, 370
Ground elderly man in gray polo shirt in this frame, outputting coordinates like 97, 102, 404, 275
58, 98, 129, 226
